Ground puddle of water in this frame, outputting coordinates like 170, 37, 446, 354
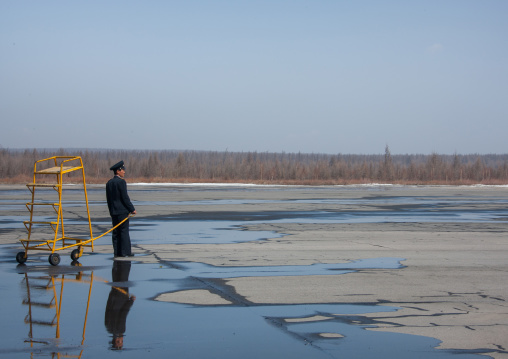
132, 196, 508, 207
121, 207, 503, 246
3, 190, 508, 237
257, 209, 506, 223
0, 188, 502, 358
131, 219, 281, 244
172, 257, 405, 278
0, 251, 491, 359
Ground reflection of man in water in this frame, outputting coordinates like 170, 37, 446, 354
104, 260, 136, 350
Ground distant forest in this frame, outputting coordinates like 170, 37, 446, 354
1, 147, 508, 185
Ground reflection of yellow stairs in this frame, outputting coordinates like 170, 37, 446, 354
22, 271, 94, 358
22, 275, 59, 344
17, 156, 94, 266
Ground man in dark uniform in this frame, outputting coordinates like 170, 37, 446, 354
106, 161, 136, 257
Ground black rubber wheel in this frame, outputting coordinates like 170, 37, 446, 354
16, 252, 27, 264
48, 253, 61, 266
70, 249, 81, 261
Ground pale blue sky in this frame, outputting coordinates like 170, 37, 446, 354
1, 1, 507, 154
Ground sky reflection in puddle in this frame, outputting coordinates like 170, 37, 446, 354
0, 253, 489, 359
170, 257, 405, 278
125, 207, 504, 245
0, 188, 501, 358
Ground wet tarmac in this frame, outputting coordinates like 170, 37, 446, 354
0, 185, 505, 358
0, 252, 491, 359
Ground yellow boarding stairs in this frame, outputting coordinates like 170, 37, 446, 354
16, 156, 130, 266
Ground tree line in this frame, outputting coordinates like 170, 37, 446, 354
1, 147, 507, 185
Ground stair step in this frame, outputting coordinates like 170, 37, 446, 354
26, 203, 59, 206
19, 238, 54, 243
35, 166, 82, 175
23, 221, 58, 225
26, 183, 61, 188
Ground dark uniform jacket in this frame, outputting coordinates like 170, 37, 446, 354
106, 176, 135, 216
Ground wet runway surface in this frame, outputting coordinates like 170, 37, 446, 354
0, 252, 489, 358
1, 185, 506, 358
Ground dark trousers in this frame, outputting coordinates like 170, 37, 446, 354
111, 214, 131, 257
